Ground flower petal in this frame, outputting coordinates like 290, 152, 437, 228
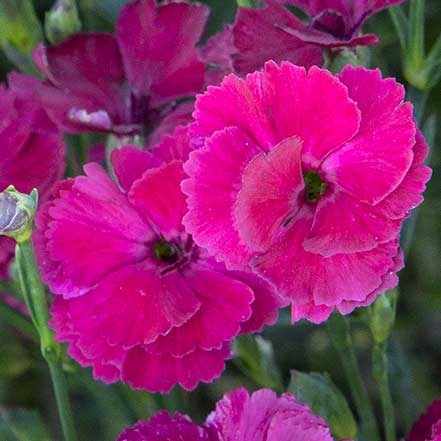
116, 0, 208, 104
235, 136, 304, 252
123, 344, 231, 393
182, 127, 261, 270
129, 161, 187, 237
322, 66, 415, 205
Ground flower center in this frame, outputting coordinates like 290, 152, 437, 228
153, 239, 179, 264
303, 170, 328, 203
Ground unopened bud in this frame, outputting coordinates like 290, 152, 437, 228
45, 0, 81, 45
368, 289, 398, 344
0, 186, 38, 243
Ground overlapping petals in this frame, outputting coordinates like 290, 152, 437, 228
183, 61, 431, 322
117, 387, 338, 441
37, 130, 285, 392
35, 0, 209, 135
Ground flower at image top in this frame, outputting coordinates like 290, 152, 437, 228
0, 73, 65, 281
117, 387, 341, 441
34, 126, 285, 392
182, 61, 431, 324
34, 0, 209, 135
226, 0, 403, 75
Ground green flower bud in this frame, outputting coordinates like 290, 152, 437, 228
0, 186, 38, 243
45, 0, 81, 45
368, 289, 398, 344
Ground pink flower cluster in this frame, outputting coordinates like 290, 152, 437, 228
0, 0, 431, 393
117, 387, 338, 441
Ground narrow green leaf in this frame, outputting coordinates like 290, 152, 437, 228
388, 5, 408, 52
288, 370, 357, 440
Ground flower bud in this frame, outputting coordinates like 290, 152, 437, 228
368, 289, 398, 344
0, 186, 38, 243
45, 0, 81, 45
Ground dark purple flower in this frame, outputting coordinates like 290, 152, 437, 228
409, 399, 441, 441
36, 0, 209, 135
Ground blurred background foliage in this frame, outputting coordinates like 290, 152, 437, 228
0, 0, 439, 440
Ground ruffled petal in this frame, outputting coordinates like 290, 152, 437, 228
235, 136, 304, 252
122, 344, 231, 393
35, 165, 151, 297
117, 412, 212, 441
252, 209, 400, 306
232, 2, 323, 75
67, 263, 200, 348
144, 265, 254, 356
129, 161, 187, 238
182, 127, 261, 269
111, 146, 162, 193
323, 66, 415, 204
303, 189, 402, 256
376, 130, 432, 219
116, 0, 208, 104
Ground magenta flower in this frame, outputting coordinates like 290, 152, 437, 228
35, 0, 209, 135
35, 127, 285, 392
277, 0, 405, 47
182, 62, 431, 323
0, 74, 65, 282
117, 387, 339, 441
409, 399, 441, 441
117, 411, 213, 441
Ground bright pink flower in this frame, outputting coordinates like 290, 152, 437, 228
117, 387, 340, 441
35, 128, 285, 392
116, 411, 213, 441
35, 0, 209, 135
183, 62, 431, 323
409, 399, 441, 441
0, 76, 65, 281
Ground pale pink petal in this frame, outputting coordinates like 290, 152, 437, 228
182, 127, 262, 270
252, 209, 400, 306
116, 0, 208, 104
322, 66, 415, 204
111, 146, 162, 193
144, 266, 254, 356
235, 136, 304, 252
122, 344, 231, 393
303, 189, 402, 256
129, 161, 187, 238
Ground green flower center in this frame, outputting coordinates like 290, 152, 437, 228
304, 170, 328, 203
154, 239, 179, 263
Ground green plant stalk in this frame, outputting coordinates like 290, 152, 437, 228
15, 240, 77, 441
409, 0, 425, 67
373, 343, 396, 441
237, 0, 252, 6
327, 314, 380, 441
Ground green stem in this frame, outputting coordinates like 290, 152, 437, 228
373, 343, 396, 441
15, 240, 77, 441
0, 300, 38, 341
327, 314, 380, 441
237, 0, 252, 6
409, 0, 425, 66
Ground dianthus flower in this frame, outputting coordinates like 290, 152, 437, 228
409, 399, 441, 441
182, 61, 431, 323
35, 0, 208, 135
117, 387, 339, 441
221, 0, 403, 75
35, 126, 285, 392
0, 73, 65, 281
